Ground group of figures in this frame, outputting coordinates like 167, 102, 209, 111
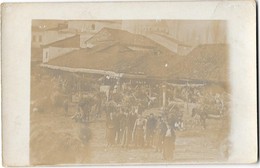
57, 76, 228, 162
105, 106, 177, 161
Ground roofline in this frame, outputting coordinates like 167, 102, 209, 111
41, 64, 166, 81
151, 32, 192, 47
41, 64, 225, 84
42, 34, 80, 48
41, 64, 160, 80
41, 64, 132, 78
84, 27, 108, 44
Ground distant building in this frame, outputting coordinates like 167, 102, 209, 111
32, 30, 74, 49
31, 21, 72, 48
122, 20, 192, 55
67, 20, 121, 34
167, 20, 227, 46
122, 20, 169, 35
41, 27, 179, 80
67, 20, 122, 48
42, 35, 80, 63
32, 20, 77, 63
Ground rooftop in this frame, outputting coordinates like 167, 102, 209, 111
46, 40, 179, 78
42, 35, 80, 48
85, 27, 175, 54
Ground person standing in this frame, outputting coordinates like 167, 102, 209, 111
155, 117, 167, 152
95, 94, 102, 119
162, 122, 176, 161
199, 104, 207, 129
114, 110, 123, 144
153, 116, 161, 151
129, 110, 137, 144
106, 112, 116, 147
132, 114, 145, 148
146, 113, 157, 147
121, 112, 131, 148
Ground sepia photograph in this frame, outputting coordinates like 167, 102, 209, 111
2, 1, 257, 166
30, 20, 230, 165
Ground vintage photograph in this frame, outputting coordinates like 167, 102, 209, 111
30, 20, 230, 165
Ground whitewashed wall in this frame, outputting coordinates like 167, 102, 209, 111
43, 47, 78, 63
32, 30, 75, 48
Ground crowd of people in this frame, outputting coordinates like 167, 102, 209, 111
67, 87, 180, 160
105, 107, 177, 161
31, 69, 229, 162
56, 76, 228, 161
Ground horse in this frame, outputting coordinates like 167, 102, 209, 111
191, 106, 208, 129
191, 102, 224, 129
91, 92, 106, 119
79, 96, 96, 122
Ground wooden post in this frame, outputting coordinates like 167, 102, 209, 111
162, 84, 167, 109
149, 84, 152, 97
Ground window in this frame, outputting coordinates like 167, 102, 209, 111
39, 35, 42, 42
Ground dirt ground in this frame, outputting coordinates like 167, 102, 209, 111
30, 106, 229, 165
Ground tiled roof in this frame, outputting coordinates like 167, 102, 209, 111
85, 28, 175, 54
46, 42, 179, 78
43, 35, 80, 48
172, 44, 229, 82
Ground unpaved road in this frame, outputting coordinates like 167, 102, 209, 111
30, 107, 229, 165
